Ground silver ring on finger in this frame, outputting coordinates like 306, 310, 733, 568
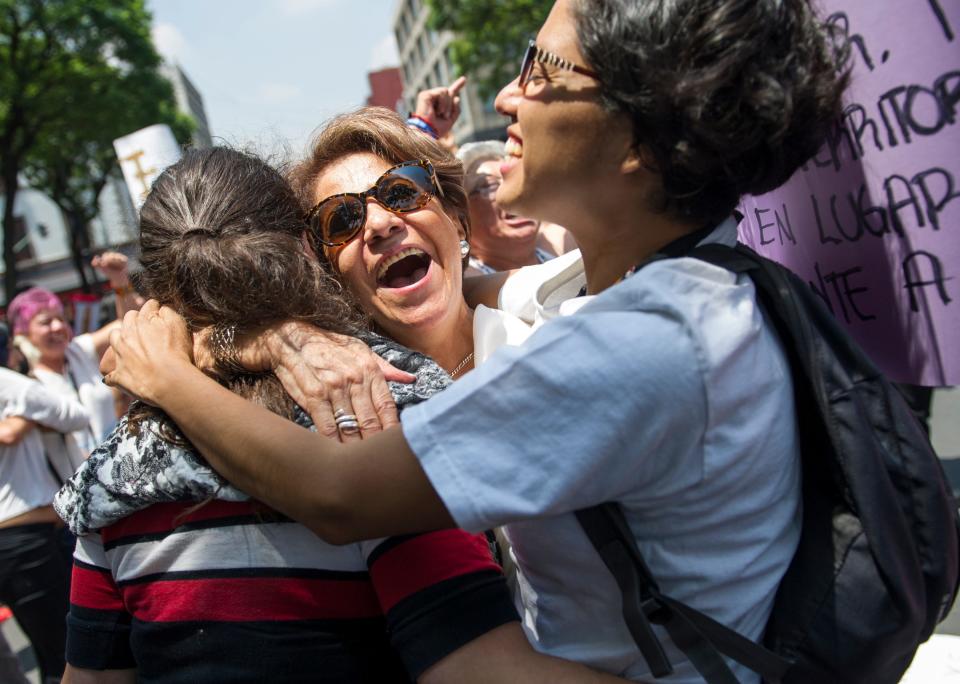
337, 420, 360, 434
335, 412, 360, 434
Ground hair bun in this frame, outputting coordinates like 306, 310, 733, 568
181, 227, 213, 239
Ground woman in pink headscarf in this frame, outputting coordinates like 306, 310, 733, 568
7, 253, 137, 474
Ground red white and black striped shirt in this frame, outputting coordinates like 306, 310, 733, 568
67, 499, 516, 683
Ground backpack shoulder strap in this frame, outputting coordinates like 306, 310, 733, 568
575, 504, 674, 678
576, 503, 790, 683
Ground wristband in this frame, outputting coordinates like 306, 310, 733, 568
209, 324, 245, 375
406, 114, 439, 139
112, 285, 133, 297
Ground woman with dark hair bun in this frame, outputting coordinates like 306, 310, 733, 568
101, 1, 848, 681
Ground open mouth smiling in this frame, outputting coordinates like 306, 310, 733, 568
502, 212, 537, 228
376, 247, 433, 289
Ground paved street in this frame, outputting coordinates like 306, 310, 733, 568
2, 388, 959, 682
1, 611, 35, 684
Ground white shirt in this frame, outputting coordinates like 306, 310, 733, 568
0, 368, 91, 522
404, 219, 801, 682
473, 247, 588, 365
32, 333, 117, 458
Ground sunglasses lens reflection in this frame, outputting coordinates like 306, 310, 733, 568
312, 161, 437, 246
380, 166, 434, 211
318, 197, 365, 245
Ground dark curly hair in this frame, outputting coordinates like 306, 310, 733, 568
573, 0, 849, 225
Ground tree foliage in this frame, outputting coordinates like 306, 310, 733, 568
426, 0, 552, 99
0, 0, 193, 300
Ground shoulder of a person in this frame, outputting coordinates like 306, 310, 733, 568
464, 263, 491, 278
517, 261, 741, 384
637, 255, 740, 287
0, 369, 34, 414
510, 292, 705, 390
83, 413, 222, 498
0, 367, 32, 393
16, 371, 73, 408
592, 256, 743, 316
95, 413, 197, 469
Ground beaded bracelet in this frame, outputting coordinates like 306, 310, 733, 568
209, 324, 245, 374
406, 113, 439, 139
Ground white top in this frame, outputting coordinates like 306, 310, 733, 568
405, 219, 801, 682
32, 333, 116, 459
0, 368, 91, 523
473, 247, 588, 365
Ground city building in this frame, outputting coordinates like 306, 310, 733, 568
160, 62, 214, 149
367, 66, 405, 111
393, 0, 507, 144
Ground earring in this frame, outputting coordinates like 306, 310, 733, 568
459, 239, 470, 257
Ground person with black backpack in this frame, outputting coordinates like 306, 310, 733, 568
99, 1, 958, 682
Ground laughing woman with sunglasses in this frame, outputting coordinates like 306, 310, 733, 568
291, 110, 478, 393
103, 0, 847, 681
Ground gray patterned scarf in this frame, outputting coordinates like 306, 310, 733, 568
54, 333, 451, 535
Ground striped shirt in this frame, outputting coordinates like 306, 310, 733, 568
68, 500, 516, 683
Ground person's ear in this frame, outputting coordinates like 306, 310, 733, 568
300, 231, 318, 260
452, 212, 468, 242
621, 143, 655, 176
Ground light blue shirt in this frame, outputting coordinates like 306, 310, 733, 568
402, 222, 801, 682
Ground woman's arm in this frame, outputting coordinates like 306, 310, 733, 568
103, 319, 415, 441
19, 380, 91, 433
0, 416, 34, 446
231, 321, 411, 440
420, 623, 628, 684
462, 270, 513, 309
62, 665, 137, 684
87, 252, 143, 360
87, 320, 121, 362
104, 302, 450, 543
92, 251, 142, 320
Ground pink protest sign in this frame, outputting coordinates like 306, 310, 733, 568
739, 0, 959, 386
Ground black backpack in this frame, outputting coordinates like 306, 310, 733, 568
576, 242, 960, 684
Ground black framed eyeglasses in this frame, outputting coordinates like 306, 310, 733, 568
306, 159, 442, 247
518, 39, 600, 91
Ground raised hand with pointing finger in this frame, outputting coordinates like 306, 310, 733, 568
411, 75, 467, 139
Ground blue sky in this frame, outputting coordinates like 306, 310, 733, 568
147, 0, 401, 159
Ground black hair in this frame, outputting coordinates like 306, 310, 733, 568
573, 0, 849, 225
